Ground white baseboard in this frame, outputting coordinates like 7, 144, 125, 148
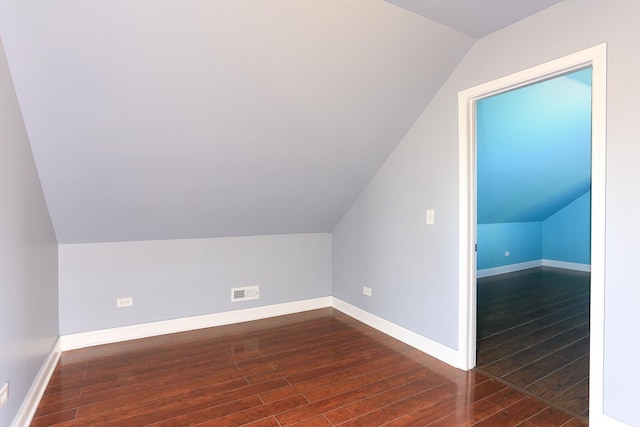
30, 294, 622, 425
12, 338, 61, 427
591, 414, 632, 427
542, 259, 591, 272
60, 296, 462, 370
477, 260, 542, 278
29, 298, 467, 425
330, 297, 462, 369
477, 259, 591, 278
61, 297, 333, 351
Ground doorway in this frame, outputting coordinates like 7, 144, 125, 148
457, 44, 607, 422
474, 68, 592, 419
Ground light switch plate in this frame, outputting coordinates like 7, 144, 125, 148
426, 209, 435, 225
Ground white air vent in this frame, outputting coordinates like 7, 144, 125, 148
231, 285, 259, 302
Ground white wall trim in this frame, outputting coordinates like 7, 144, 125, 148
542, 259, 591, 272
458, 43, 608, 421
17, 295, 630, 425
12, 338, 61, 427
591, 414, 632, 427
59, 295, 463, 370
61, 297, 332, 351
331, 297, 462, 369
477, 260, 542, 278
477, 259, 591, 278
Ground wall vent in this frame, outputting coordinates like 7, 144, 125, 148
231, 285, 259, 302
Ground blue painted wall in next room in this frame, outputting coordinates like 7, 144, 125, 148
476, 69, 592, 271
543, 191, 591, 265
477, 192, 591, 269
477, 222, 542, 269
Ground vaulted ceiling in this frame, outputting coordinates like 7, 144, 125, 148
477, 69, 592, 224
0, 0, 565, 243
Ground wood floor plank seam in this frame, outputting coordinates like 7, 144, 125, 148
478, 311, 589, 355
477, 303, 589, 352
476, 267, 590, 421
483, 330, 590, 378
31, 307, 587, 426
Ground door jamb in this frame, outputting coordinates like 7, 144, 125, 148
457, 43, 608, 422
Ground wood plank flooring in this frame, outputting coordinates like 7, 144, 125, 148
32, 308, 586, 426
476, 267, 590, 423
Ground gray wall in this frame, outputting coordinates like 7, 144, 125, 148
0, 38, 59, 426
59, 233, 331, 334
332, 0, 640, 424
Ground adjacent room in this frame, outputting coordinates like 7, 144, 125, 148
1, 1, 639, 426
474, 69, 592, 420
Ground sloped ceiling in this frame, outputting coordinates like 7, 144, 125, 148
477, 69, 592, 224
385, 0, 565, 37
0, 1, 565, 243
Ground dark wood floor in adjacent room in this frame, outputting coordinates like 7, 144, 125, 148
476, 267, 590, 423
32, 308, 586, 426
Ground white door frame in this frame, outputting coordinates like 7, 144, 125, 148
457, 43, 611, 423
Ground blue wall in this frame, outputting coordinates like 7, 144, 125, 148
477, 222, 542, 269
543, 191, 591, 264
476, 68, 591, 273
476, 69, 592, 224
477, 191, 591, 271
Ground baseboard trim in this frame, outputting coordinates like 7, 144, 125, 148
542, 259, 591, 272
477, 259, 591, 278
477, 260, 542, 278
30, 295, 621, 424
591, 414, 632, 427
330, 297, 462, 369
60, 296, 462, 369
12, 338, 61, 427
60, 297, 333, 351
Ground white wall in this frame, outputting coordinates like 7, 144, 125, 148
59, 233, 331, 334
332, 0, 640, 424
0, 37, 58, 426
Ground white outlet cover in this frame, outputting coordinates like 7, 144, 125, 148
117, 297, 133, 308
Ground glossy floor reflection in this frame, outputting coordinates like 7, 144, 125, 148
32, 308, 586, 426
476, 267, 590, 422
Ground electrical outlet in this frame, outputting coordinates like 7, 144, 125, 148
363, 286, 372, 296
0, 383, 8, 410
116, 297, 133, 308
505, 251, 510, 257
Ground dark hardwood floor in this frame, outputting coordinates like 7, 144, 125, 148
32, 308, 586, 426
476, 267, 590, 423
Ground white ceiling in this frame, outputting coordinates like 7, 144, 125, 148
0, 0, 565, 243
